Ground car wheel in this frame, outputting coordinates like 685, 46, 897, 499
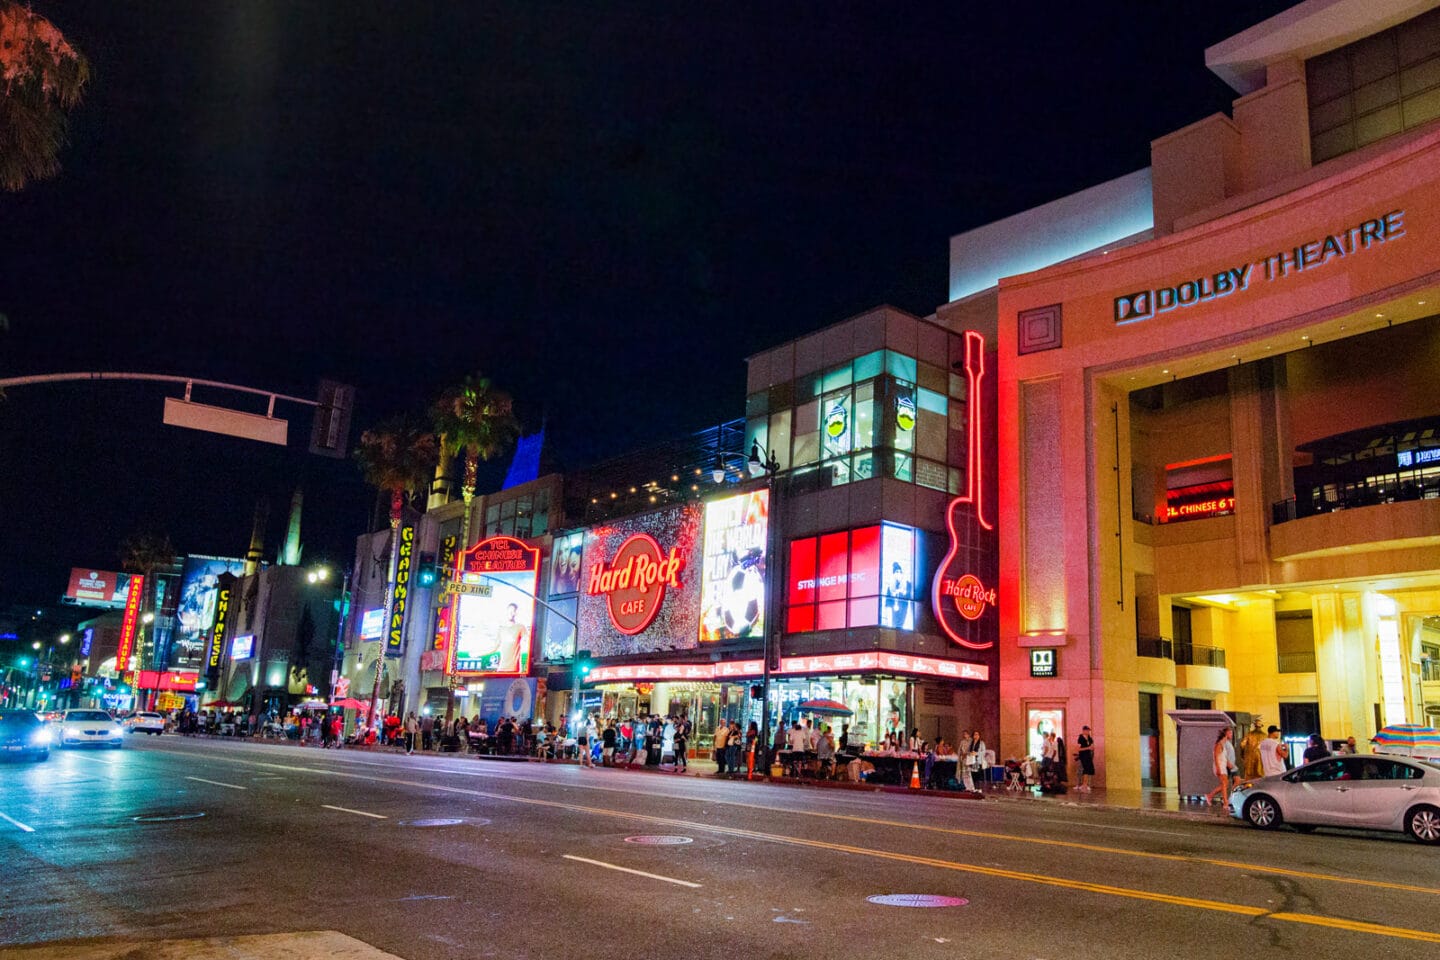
1244, 794, 1282, 829
1404, 805, 1440, 845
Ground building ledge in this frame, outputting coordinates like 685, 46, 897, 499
1270, 497, 1440, 561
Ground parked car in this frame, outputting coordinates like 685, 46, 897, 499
0, 710, 51, 762
126, 712, 166, 735
1229, 754, 1440, 843
57, 709, 124, 749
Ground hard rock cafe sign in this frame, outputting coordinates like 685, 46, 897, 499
587, 533, 685, 635
931, 330, 997, 651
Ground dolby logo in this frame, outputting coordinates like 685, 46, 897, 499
1114, 290, 1155, 323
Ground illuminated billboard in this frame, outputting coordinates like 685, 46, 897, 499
577, 503, 703, 657
231, 635, 255, 660
549, 532, 584, 597
359, 608, 385, 639
699, 490, 769, 642
786, 523, 921, 633
448, 536, 540, 677
174, 555, 247, 666
65, 568, 133, 607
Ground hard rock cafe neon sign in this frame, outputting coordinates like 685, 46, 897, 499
931, 330, 997, 650
587, 533, 685, 635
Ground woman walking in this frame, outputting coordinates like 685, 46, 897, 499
1205, 727, 1235, 805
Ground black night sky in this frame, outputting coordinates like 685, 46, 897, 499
1, 2, 1293, 609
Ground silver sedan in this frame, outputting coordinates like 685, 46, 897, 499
1229, 754, 1440, 843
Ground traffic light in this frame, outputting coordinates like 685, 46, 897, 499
577, 649, 594, 677
417, 552, 438, 587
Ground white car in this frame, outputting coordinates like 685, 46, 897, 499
1229, 754, 1440, 843
58, 709, 125, 749
126, 712, 166, 735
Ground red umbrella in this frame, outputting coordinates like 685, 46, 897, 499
331, 697, 371, 713
206, 699, 244, 708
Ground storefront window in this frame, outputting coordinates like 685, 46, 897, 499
787, 523, 922, 633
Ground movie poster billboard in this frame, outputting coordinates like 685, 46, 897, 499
448, 536, 540, 677
698, 490, 769, 642
173, 555, 247, 666
541, 596, 578, 663
577, 503, 703, 657
65, 568, 130, 607
549, 532, 584, 597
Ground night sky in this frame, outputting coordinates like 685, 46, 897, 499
1, 1, 1294, 607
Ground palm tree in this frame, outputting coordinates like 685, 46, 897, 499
120, 533, 175, 694
430, 374, 519, 548
354, 416, 438, 722
0, 2, 90, 191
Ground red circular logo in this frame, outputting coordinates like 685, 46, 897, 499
951, 574, 992, 621
588, 534, 684, 635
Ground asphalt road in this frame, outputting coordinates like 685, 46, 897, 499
2, 737, 1438, 959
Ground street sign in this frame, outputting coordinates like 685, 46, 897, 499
444, 581, 493, 598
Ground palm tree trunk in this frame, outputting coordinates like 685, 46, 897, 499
444, 455, 478, 725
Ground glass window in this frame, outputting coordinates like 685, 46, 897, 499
892, 451, 913, 482
785, 524, 920, 633
886, 351, 917, 382
768, 410, 792, 471
745, 417, 769, 470
793, 400, 819, 467
854, 350, 884, 381
746, 391, 768, 417
891, 383, 916, 452
916, 388, 947, 462
853, 380, 875, 452
822, 389, 852, 460
822, 363, 853, 392
852, 452, 875, 481
500, 499, 516, 520
768, 380, 794, 410
1293, 759, 1346, 782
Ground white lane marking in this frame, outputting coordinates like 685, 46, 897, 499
561, 854, 702, 888
70, 754, 118, 766
322, 804, 387, 819
0, 811, 36, 833
1037, 818, 1185, 837
185, 776, 247, 791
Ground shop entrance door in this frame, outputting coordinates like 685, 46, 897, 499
1139, 692, 1160, 786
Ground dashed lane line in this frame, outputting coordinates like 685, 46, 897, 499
184, 776, 247, 791
561, 854, 702, 888
134, 747, 1440, 945
0, 810, 36, 833
138, 741, 1440, 899
322, 804, 387, 819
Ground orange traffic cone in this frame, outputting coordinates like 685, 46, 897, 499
910, 761, 921, 789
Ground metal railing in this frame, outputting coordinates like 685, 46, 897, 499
1277, 651, 1317, 674
1272, 477, 1440, 525
1174, 642, 1227, 668
1136, 636, 1173, 660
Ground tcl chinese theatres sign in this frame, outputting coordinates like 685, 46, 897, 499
586, 534, 685, 635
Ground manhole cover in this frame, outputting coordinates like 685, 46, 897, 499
133, 813, 206, 823
624, 835, 694, 845
867, 894, 969, 908
399, 818, 482, 828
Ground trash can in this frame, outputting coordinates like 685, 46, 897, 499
1166, 709, 1235, 800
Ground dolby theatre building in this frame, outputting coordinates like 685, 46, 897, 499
962, 0, 1440, 791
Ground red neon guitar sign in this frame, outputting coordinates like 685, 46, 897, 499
931, 330, 996, 650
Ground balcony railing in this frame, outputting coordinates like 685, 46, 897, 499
1175, 642, 1227, 668
1278, 651, 1317, 674
1423, 659, 1440, 683
1272, 477, 1440, 525
1136, 636, 1174, 660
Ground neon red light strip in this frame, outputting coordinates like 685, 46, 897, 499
963, 330, 992, 530
584, 652, 988, 684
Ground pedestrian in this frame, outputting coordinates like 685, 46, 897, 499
1258, 725, 1288, 776
320, 713, 334, 749
403, 711, 419, 755
745, 721, 760, 777
602, 719, 617, 767
673, 715, 689, 772
713, 720, 730, 776
728, 721, 743, 773
838, 723, 851, 753
969, 730, 989, 790
577, 713, 591, 767
1302, 733, 1330, 763
421, 713, 434, 751
1205, 727, 1235, 805
1240, 720, 1266, 778
1074, 725, 1095, 792
1338, 735, 1359, 755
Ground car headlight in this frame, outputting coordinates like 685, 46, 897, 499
30, 729, 51, 746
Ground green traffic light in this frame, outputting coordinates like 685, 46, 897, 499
17, 657, 29, 668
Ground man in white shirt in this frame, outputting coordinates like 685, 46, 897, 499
787, 723, 808, 753
1258, 725, 1288, 776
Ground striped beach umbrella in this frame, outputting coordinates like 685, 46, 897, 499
1371, 724, 1440, 754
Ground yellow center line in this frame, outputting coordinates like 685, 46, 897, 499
142, 746, 1440, 944
224, 747, 1440, 897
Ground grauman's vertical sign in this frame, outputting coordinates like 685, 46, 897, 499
1114, 210, 1406, 324
385, 523, 416, 658
931, 331, 998, 652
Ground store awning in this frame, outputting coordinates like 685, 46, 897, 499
585, 651, 988, 685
